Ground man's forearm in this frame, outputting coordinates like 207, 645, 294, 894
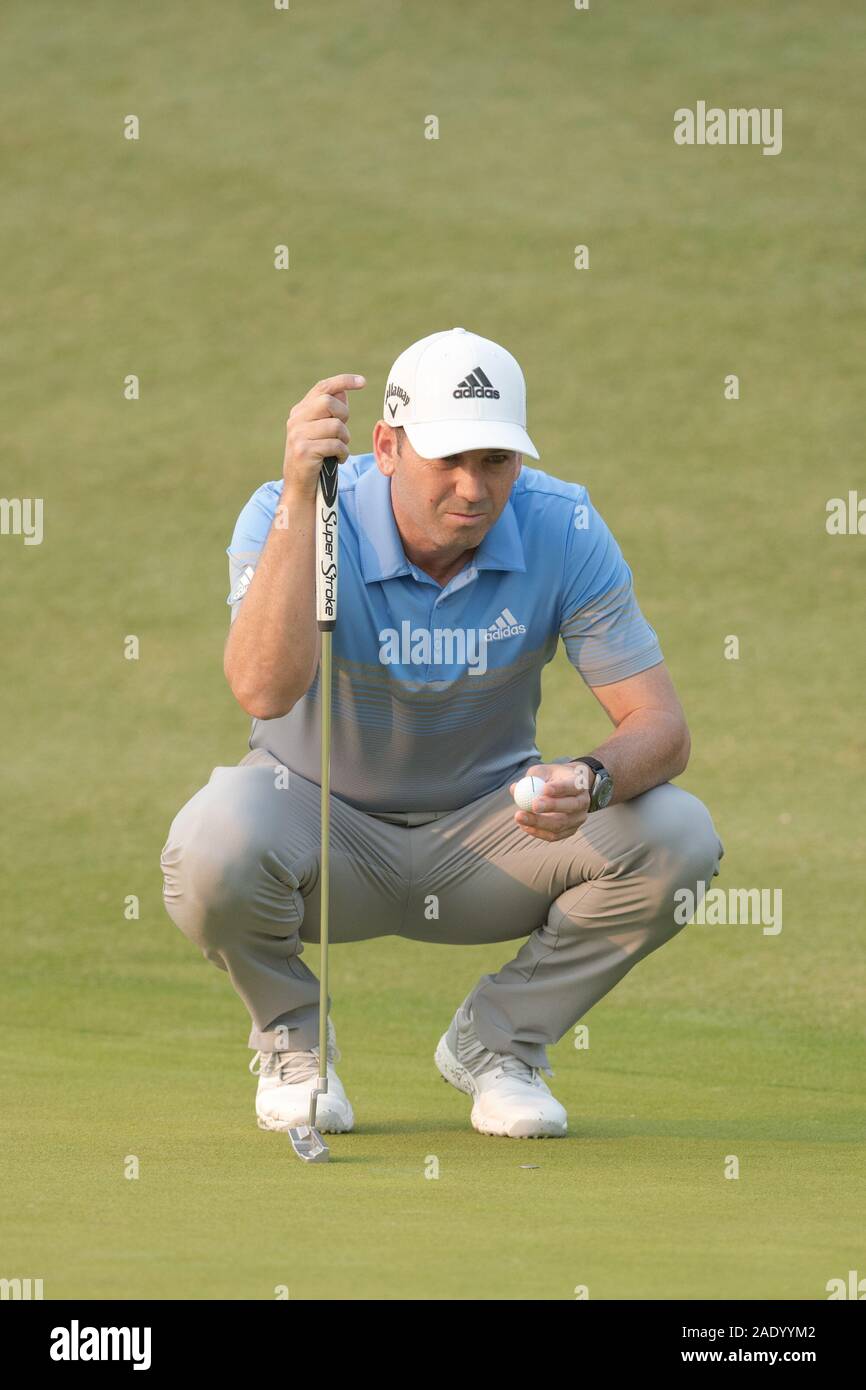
578, 710, 690, 805
223, 485, 321, 719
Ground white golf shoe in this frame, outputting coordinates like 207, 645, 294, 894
435, 1004, 568, 1139
250, 1017, 354, 1133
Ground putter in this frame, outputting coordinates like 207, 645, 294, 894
288, 455, 340, 1166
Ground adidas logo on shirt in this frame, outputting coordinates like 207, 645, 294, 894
453, 366, 500, 400
484, 607, 526, 641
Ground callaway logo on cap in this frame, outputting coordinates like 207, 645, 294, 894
382, 328, 539, 460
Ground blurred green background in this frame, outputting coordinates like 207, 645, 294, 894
1, 0, 863, 1299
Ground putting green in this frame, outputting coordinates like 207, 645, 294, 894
1, 0, 863, 1299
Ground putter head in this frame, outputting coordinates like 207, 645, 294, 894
287, 1124, 330, 1164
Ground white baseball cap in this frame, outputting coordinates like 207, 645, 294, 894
382, 327, 539, 460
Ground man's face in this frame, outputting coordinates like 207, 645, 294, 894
374, 424, 522, 555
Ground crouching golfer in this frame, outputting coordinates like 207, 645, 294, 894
160, 328, 724, 1140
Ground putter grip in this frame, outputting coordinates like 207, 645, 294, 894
315, 456, 339, 630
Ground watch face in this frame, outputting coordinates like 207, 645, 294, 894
594, 772, 614, 809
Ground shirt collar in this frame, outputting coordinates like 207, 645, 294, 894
355, 461, 526, 585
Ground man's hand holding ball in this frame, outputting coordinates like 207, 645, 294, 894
509, 763, 592, 842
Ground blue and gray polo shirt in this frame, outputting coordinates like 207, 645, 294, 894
227, 453, 662, 813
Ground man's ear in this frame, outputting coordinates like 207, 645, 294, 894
373, 419, 399, 476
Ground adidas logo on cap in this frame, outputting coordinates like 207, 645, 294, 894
453, 367, 500, 401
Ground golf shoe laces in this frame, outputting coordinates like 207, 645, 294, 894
456, 1010, 553, 1083
497, 1053, 547, 1087
249, 1018, 341, 1082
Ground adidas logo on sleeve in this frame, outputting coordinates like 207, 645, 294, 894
229, 564, 255, 603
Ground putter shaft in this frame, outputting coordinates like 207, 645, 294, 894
309, 626, 332, 1130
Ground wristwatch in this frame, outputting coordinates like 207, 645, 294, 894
569, 756, 614, 812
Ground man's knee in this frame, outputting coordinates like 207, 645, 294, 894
631, 784, 724, 901
547, 785, 724, 951
159, 771, 304, 943
163, 788, 255, 900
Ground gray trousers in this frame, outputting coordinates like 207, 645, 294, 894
159, 750, 724, 1071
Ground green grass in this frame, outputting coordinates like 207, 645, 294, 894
1, 0, 864, 1299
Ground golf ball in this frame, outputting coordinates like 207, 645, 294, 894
513, 775, 546, 812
